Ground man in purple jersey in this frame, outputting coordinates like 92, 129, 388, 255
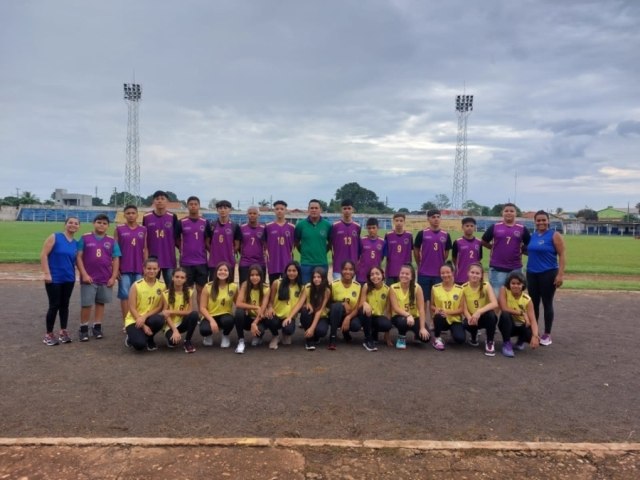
76, 214, 121, 341
330, 199, 361, 280
356, 217, 385, 283
452, 217, 483, 284
264, 200, 295, 284
238, 206, 266, 284
177, 196, 211, 296
384, 213, 413, 285
208, 199, 241, 280
114, 205, 147, 322
481, 203, 531, 296
142, 190, 178, 285
413, 209, 452, 302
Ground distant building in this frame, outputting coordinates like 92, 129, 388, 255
53, 188, 93, 207
597, 206, 637, 221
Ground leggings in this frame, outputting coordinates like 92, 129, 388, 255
164, 311, 199, 343
329, 303, 362, 338
45, 281, 75, 332
368, 314, 392, 340
234, 309, 267, 340
265, 315, 296, 337
526, 269, 557, 335
391, 315, 428, 343
499, 313, 533, 344
299, 309, 329, 341
199, 313, 235, 337
126, 314, 165, 351
433, 314, 466, 344
463, 311, 498, 342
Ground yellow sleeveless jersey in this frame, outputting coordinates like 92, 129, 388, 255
461, 282, 492, 315
204, 282, 238, 316
431, 283, 463, 324
272, 280, 302, 318
505, 290, 531, 325
390, 282, 419, 317
366, 284, 390, 316
124, 278, 165, 327
304, 283, 329, 316
331, 279, 361, 308
162, 288, 193, 331
244, 284, 270, 317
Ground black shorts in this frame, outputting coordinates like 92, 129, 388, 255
183, 264, 208, 287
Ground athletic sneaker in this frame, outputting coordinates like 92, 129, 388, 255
343, 331, 352, 343
540, 334, 553, 346
78, 328, 89, 342
282, 334, 292, 345
395, 336, 407, 350
327, 336, 337, 350
58, 329, 72, 344
467, 336, 480, 347
269, 336, 279, 350
502, 341, 514, 358
202, 335, 213, 347
305, 340, 316, 351
43, 333, 59, 346
515, 341, 526, 351
124, 335, 131, 348
166, 337, 175, 348
485, 341, 495, 357
251, 336, 262, 347
184, 341, 196, 354
147, 337, 158, 351
363, 340, 378, 352
220, 334, 231, 348
91, 324, 103, 339
432, 337, 445, 351
235, 339, 245, 354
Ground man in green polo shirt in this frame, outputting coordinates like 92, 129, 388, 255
294, 198, 332, 283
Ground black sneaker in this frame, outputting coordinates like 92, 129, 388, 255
327, 336, 337, 350
305, 340, 316, 351
147, 337, 158, 351
363, 340, 378, 352
343, 331, 352, 343
78, 327, 89, 342
91, 324, 103, 339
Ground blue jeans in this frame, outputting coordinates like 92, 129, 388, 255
489, 267, 522, 297
300, 264, 328, 284
417, 275, 441, 302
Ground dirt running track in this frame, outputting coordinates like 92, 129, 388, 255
1, 273, 638, 478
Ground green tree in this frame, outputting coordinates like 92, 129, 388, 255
421, 201, 437, 212
490, 204, 523, 217
397, 207, 410, 213
258, 199, 270, 208
555, 207, 564, 215
143, 191, 179, 206
109, 191, 145, 207
333, 182, 392, 213
19, 191, 40, 205
92, 197, 105, 206
433, 194, 451, 209
462, 199, 487, 216
576, 208, 598, 221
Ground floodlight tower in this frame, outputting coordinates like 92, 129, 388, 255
452, 94, 473, 211
123, 83, 142, 206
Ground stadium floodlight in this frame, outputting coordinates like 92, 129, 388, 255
452, 93, 474, 210
123, 83, 142, 205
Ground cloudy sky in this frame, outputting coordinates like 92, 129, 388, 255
1, 0, 639, 212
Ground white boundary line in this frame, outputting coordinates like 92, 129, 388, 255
1, 437, 639, 452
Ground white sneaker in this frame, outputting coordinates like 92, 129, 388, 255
269, 336, 279, 350
282, 334, 292, 345
251, 336, 262, 347
235, 339, 245, 354
202, 336, 213, 347
220, 334, 231, 348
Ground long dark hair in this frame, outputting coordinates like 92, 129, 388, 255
210, 262, 231, 301
278, 261, 302, 301
168, 267, 190, 307
400, 263, 416, 307
308, 266, 329, 311
244, 264, 266, 305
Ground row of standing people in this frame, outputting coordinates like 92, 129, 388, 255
41, 194, 564, 354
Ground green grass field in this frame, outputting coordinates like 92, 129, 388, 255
1, 221, 638, 290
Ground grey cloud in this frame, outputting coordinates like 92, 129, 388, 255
616, 120, 640, 137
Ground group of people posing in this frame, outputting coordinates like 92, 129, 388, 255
41, 191, 566, 358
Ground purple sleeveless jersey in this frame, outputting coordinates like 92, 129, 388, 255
239, 223, 266, 267
209, 220, 239, 268
415, 229, 451, 276
383, 231, 413, 278
330, 220, 361, 269
116, 224, 146, 274
81, 233, 116, 284
143, 211, 177, 269
265, 221, 295, 275
453, 237, 483, 284
356, 236, 385, 283
179, 217, 208, 266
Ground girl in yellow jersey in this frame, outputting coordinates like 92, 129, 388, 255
198, 262, 238, 349
124, 258, 165, 351
357, 266, 392, 352
389, 264, 430, 349
162, 268, 199, 354
431, 263, 464, 351
328, 260, 362, 350
299, 267, 331, 351
235, 264, 270, 353
498, 271, 539, 358
461, 263, 498, 356
265, 261, 303, 350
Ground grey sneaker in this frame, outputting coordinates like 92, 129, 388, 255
91, 324, 103, 339
58, 329, 72, 344
43, 333, 59, 346
78, 328, 89, 342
